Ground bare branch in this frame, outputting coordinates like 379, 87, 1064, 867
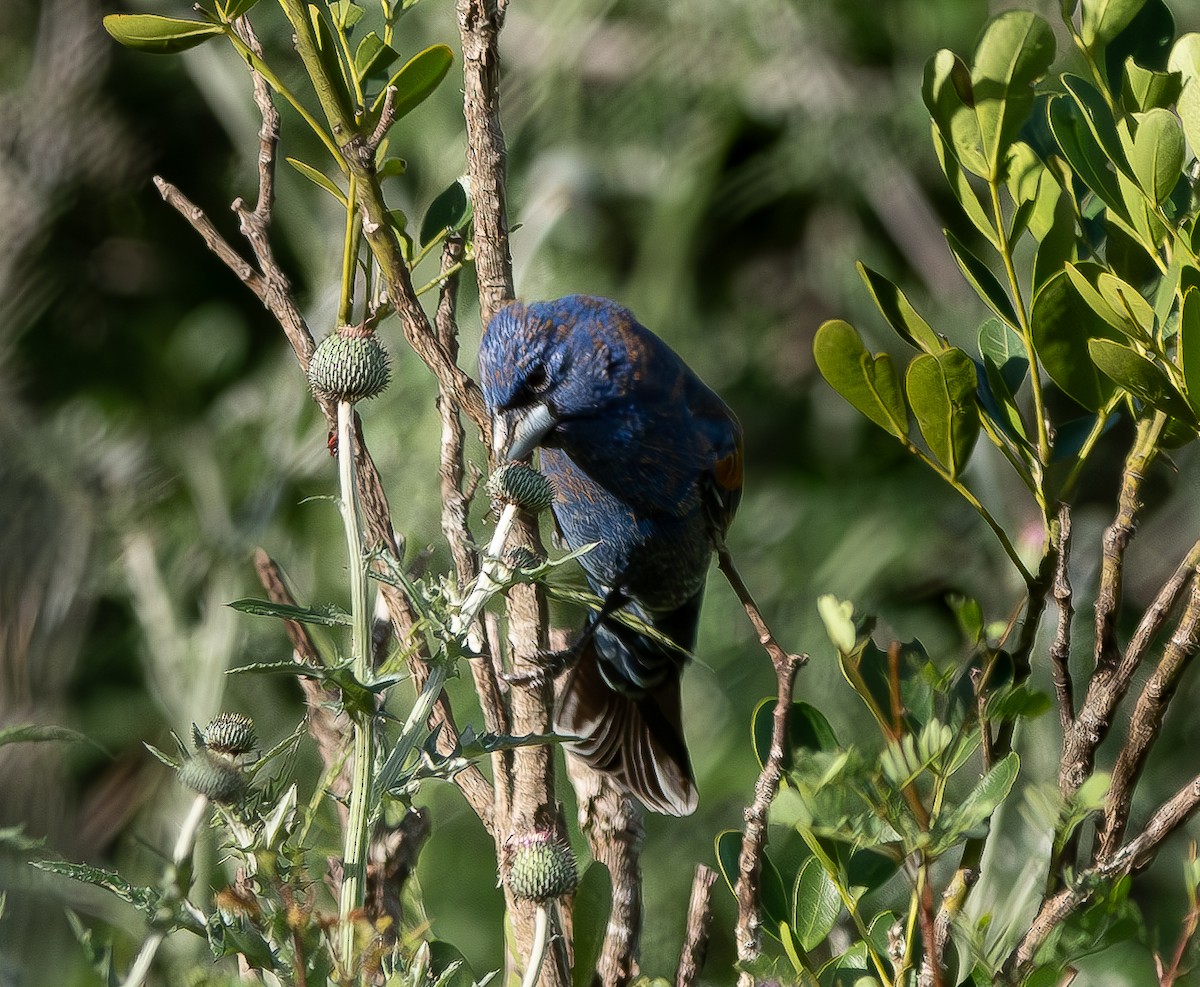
676, 865, 718, 987
1050, 503, 1075, 733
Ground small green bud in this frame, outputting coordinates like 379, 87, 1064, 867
504, 830, 578, 902
308, 325, 391, 403
487, 462, 555, 513
201, 712, 256, 759
178, 752, 246, 804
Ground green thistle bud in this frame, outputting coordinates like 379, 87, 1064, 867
504, 830, 578, 902
506, 546, 544, 571
202, 712, 256, 759
487, 463, 555, 513
178, 752, 246, 804
308, 325, 391, 403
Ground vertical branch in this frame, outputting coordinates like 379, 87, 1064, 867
1050, 503, 1075, 735
676, 865, 718, 987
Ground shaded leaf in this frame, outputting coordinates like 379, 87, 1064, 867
1180, 287, 1200, 415
906, 349, 980, 479
944, 229, 1019, 325
0, 724, 93, 749
32, 860, 163, 921
354, 32, 398, 82
714, 830, 742, 897
857, 263, 941, 353
812, 320, 909, 439
1088, 338, 1197, 422
419, 177, 474, 247
572, 864, 612, 987
791, 857, 841, 951
1048, 93, 1127, 216
933, 752, 1019, 851
1031, 267, 1120, 410
102, 13, 223, 54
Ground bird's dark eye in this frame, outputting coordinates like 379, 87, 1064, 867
524, 364, 548, 394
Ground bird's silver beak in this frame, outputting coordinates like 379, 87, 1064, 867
493, 401, 557, 461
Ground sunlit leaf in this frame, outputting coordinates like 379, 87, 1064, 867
923, 49, 988, 177
1081, 0, 1148, 48
1169, 34, 1200, 156
812, 320, 909, 439
857, 263, 941, 353
285, 157, 347, 206
1127, 108, 1185, 205
1048, 92, 1127, 217
354, 32, 399, 82
1095, 271, 1155, 340
934, 129, 997, 248
372, 43, 454, 116
223, 0, 264, 19
1119, 57, 1182, 111
102, 14, 224, 54
1088, 338, 1197, 423
906, 348, 980, 479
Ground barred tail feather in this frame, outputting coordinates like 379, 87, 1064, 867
556, 642, 697, 816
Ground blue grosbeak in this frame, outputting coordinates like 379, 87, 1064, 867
479, 294, 743, 815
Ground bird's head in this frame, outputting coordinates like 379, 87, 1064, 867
479, 296, 635, 462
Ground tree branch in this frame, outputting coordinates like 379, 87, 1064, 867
676, 864, 718, 987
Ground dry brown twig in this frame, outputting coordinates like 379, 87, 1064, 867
676, 864, 718, 987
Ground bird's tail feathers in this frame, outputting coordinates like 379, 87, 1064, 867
556, 642, 697, 816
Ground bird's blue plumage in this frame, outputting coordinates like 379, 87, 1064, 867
480, 295, 742, 815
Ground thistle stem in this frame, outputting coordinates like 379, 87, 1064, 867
520, 904, 551, 987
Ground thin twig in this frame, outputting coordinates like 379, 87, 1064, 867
1050, 503, 1075, 733
676, 865, 718, 987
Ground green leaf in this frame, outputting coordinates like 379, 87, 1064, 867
285, 157, 347, 206
970, 11, 1056, 176
812, 320, 909, 439
1169, 34, 1200, 157
1081, 0, 1148, 48
1063, 75, 1132, 176
791, 857, 841, 951
1088, 338, 1197, 422
1031, 267, 1120, 410
227, 597, 351, 626
1095, 271, 1155, 340
857, 263, 941, 353
1033, 190, 1077, 291
32, 860, 165, 921
923, 49, 988, 177
419, 177, 474, 247
979, 318, 1025, 366
102, 14, 224, 54
327, 0, 365, 31
572, 865, 612, 987
307, 5, 354, 119
906, 348, 981, 479
0, 724, 93, 749
944, 229, 1019, 326
372, 43, 454, 116
790, 702, 840, 753
1120, 58, 1182, 111
934, 129, 997, 248
1179, 287, 1200, 415
714, 830, 742, 897
223, 0, 264, 18
1048, 93, 1127, 217
933, 752, 1019, 851
354, 32, 398, 82
1127, 108, 1185, 205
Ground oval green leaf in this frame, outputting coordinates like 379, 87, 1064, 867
1088, 337, 1197, 422
1120, 57, 1182, 111
812, 320, 909, 439
1128, 108, 1184, 205
1180, 287, 1200, 416
923, 49, 988, 177
419, 176, 473, 246
372, 43, 454, 117
1048, 93, 1127, 217
1082, 0, 1148, 48
1095, 271, 1155, 340
102, 13, 224, 54
285, 157, 347, 206
1032, 267, 1120, 410
791, 857, 841, 952
1169, 34, 1200, 157
906, 348, 981, 479
223, 0, 264, 19
944, 229, 1019, 326
857, 263, 942, 353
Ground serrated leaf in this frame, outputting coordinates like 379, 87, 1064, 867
102, 14, 224, 54
1128, 108, 1185, 204
372, 43, 454, 116
906, 349, 981, 478
1088, 338, 1197, 422
857, 263, 942, 353
419, 177, 474, 247
1031, 267, 1120, 410
944, 228, 1019, 326
227, 598, 351, 626
32, 860, 163, 919
970, 11, 1056, 177
1169, 34, 1200, 156
285, 157, 347, 206
923, 49, 988, 177
812, 320, 909, 439
791, 857, 841, 951
1082, 0, 1148, 48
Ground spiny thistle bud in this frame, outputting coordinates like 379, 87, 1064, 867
178, 751, 246, 804
487, 462, 555, 513
201, 712, 256, 759
307, 325, 391, 403
505, 545, 544, 571
504, 830, 578, 902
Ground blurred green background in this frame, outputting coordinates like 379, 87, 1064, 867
3, 0, 1200, 983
